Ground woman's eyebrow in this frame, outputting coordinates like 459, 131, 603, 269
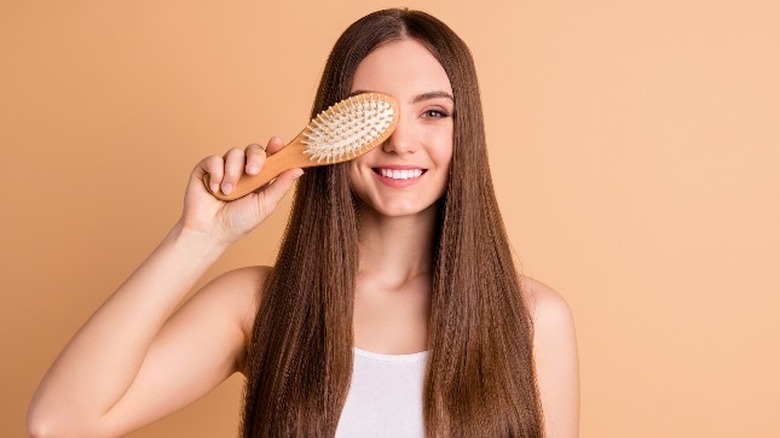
412, 91, 454, 104
348, 89, 454, 104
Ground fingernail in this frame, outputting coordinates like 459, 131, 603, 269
222, 183, 233, 194
210, 183, 220, 193
247, 163, 258, 175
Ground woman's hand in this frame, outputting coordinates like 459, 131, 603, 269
179, 136, 303, 245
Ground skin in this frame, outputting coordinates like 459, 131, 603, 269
27, 39, 579, 437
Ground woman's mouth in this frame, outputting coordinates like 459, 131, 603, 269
373, 168, 425, 180
371, 167, 427, 187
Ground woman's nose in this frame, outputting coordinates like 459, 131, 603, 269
381, 115, 417, 154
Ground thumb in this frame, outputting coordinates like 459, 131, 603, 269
256, 168, 304, 213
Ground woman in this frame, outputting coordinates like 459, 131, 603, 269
28, 8, 579, 438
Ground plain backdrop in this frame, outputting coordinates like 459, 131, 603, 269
2, 1, 778, 437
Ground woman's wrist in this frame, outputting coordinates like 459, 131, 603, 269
168, 221, 231, 262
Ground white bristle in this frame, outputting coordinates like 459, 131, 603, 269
301, 93, 397, 163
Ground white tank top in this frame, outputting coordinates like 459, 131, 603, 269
335, 347, 429, 437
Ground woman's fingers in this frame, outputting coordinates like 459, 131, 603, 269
244, 143, 266, 176
197, 136, 286, 199
216, 139, 279, 195
265, 136, 285, 155
201, 155, 224, 194
220, 148, 246, 195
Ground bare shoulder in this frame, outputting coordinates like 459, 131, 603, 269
185, 266, 271, 366
520, 276, 575, 329
190, 266, 270, 351
520, 275, 580, 437
197, 265, 269, 306
519, 275, 577, 356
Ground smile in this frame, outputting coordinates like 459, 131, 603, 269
374, 168, 425, 180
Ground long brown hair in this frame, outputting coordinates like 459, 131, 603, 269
242, 8, 543, 437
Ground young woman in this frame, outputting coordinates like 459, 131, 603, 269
28, 8, 579, 438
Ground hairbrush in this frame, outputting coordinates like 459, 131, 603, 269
205, 92, 399, 201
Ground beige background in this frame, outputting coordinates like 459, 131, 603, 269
2, 1, 778, 437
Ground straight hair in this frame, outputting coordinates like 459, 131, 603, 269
241, 8, 543, 437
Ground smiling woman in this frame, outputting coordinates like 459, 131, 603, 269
27, 8, 578, 438
348, 40, 454, 218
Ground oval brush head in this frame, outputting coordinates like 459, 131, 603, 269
206, 92, 399, 201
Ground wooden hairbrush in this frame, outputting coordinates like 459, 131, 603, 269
205, 92, 399, 201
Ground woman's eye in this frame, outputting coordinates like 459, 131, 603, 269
422, 109, 449, 118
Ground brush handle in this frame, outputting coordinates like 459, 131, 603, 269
204, 134, 312, 201
202, 92, 398, 201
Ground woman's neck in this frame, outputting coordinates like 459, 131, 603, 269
356, 203, 438, 288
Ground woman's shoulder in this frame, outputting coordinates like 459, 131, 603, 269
520, 275, 574, 328
197, 265, 270, 306
205, 265, 271, 292
519, 275, 577, 354
191, 266, 272, 352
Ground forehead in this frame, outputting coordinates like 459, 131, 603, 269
350, 39, 453, 96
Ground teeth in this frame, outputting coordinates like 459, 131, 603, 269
378, 168, 424, 180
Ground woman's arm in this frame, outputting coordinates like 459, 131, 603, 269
524, 276, 580, 438
27, 138, 302, 438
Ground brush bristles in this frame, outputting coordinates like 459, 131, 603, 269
301, 93, 397, 163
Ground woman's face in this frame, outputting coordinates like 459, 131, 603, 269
348, 39, 454, 218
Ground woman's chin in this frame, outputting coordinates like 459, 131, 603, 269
357, 198, 440, 220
